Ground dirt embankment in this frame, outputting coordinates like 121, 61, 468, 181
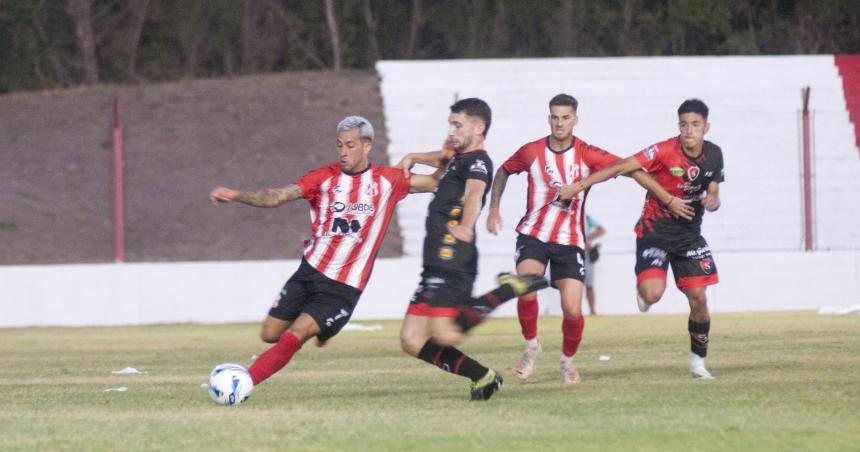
0, 70, 403, 264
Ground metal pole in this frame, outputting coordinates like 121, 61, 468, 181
113, 97, 126, 262
801, 86, 813, 251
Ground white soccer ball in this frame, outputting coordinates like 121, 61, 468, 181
208, 363, 253, 406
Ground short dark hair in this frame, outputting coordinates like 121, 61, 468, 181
549, 93, 578, 112
450, 97, 492, 137
677, 99, 709, 119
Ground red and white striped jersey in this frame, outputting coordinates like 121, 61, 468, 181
296, 163, 410, 290
502, 136, 619, 247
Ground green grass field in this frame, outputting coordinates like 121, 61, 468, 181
1, 312, 858, 451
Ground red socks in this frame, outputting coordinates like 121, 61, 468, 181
517, 296, 539, 340
248, 332, 302, 385
562, 316, 584, 357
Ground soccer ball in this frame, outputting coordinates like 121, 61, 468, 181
208, 363, 253, 406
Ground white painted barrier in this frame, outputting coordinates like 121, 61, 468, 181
1, 250, 857, 327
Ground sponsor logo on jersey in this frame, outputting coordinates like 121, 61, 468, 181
704, 171, 713, 177
699, 258, 714, 274
642, 247, 667, 267
670, 167, 685, 177
687, 166, 700, 181
331, 202, 375, 215
439, 246, 455, 260
469, 160, 488, 174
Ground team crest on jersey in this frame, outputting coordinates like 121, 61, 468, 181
670, 167, 685, 177
699, 258, 714, 274
364, 182, 379, 197
644, 145, 658, 160
687, 166, 700, 181
470, 160, 488, 174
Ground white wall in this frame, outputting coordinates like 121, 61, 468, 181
377, 56, 860, 257
1, 251, 857, 327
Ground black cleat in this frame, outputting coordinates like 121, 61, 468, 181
470, 369, 504, 401
497, 272, 549, 297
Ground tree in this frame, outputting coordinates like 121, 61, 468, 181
66, 0, 99, 84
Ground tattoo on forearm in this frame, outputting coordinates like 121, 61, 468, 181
490, 169, 509, 209
236, 185, 302, 207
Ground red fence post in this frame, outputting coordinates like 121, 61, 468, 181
113, 97, 126, 262
801, 87, 814, 252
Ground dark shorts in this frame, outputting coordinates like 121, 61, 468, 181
515, 233, 586, 283
635, 233, 719, 289
406, 267, 475, 317
269, 259, 362, 342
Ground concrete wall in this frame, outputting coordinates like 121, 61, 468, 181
2, 250, 857, 327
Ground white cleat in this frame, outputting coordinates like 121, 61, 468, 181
636, 293, 651, 313
515, 343, 541, 381
689, 353, 715, 380
560, 359, 582, 384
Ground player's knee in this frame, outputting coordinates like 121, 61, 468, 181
431, 330, 461, 348
562, 307, 582, 319
399, 334, 422, 357
259, 328, 280, 343
639, 286, 664, 304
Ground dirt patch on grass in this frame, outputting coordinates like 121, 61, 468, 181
0, 70, 402, 264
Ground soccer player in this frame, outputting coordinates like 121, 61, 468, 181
397, 98, 549, 401
209, 116, 442, 389
584, 215, 606, 316
486, 94, 693, 384
560, 99, 724, 379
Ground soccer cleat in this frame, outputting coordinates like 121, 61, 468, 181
470, 369, 504, 401
560, 359, 582, 384
515, 343, 542, 381
497, 273, 549, 297
689, 353, 714, 380
636, 293, 651, 313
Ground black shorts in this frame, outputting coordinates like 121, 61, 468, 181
515, 233, 585, 283
406, 267, 475, 317
269, 259, 362, 342
635, 233, 719, 289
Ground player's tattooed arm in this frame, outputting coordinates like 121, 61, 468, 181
210, 184, 303, 208
629, 170, 694, 220
486, 167, 510, 235
702, 181, 721, 212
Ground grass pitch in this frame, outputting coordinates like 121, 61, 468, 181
1, 312, 858, 451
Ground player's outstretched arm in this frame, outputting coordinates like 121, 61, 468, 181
210, 184, 303, 208
409, 173, 439, 193
559, 156, 640, 201
702, 181, 721, 212
396, 150, 449, 176
628, 170, 694, 220
486, 167, 510, 235
448, 179, 486, 243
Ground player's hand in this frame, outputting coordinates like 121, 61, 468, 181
448, 224, 474, 243
559, 183, 583, 201
210, 186, 239, 205
667, 196, 695, 220
486, 208, 503, 235
395, 154, 416, 177
702, 192, 721, 212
